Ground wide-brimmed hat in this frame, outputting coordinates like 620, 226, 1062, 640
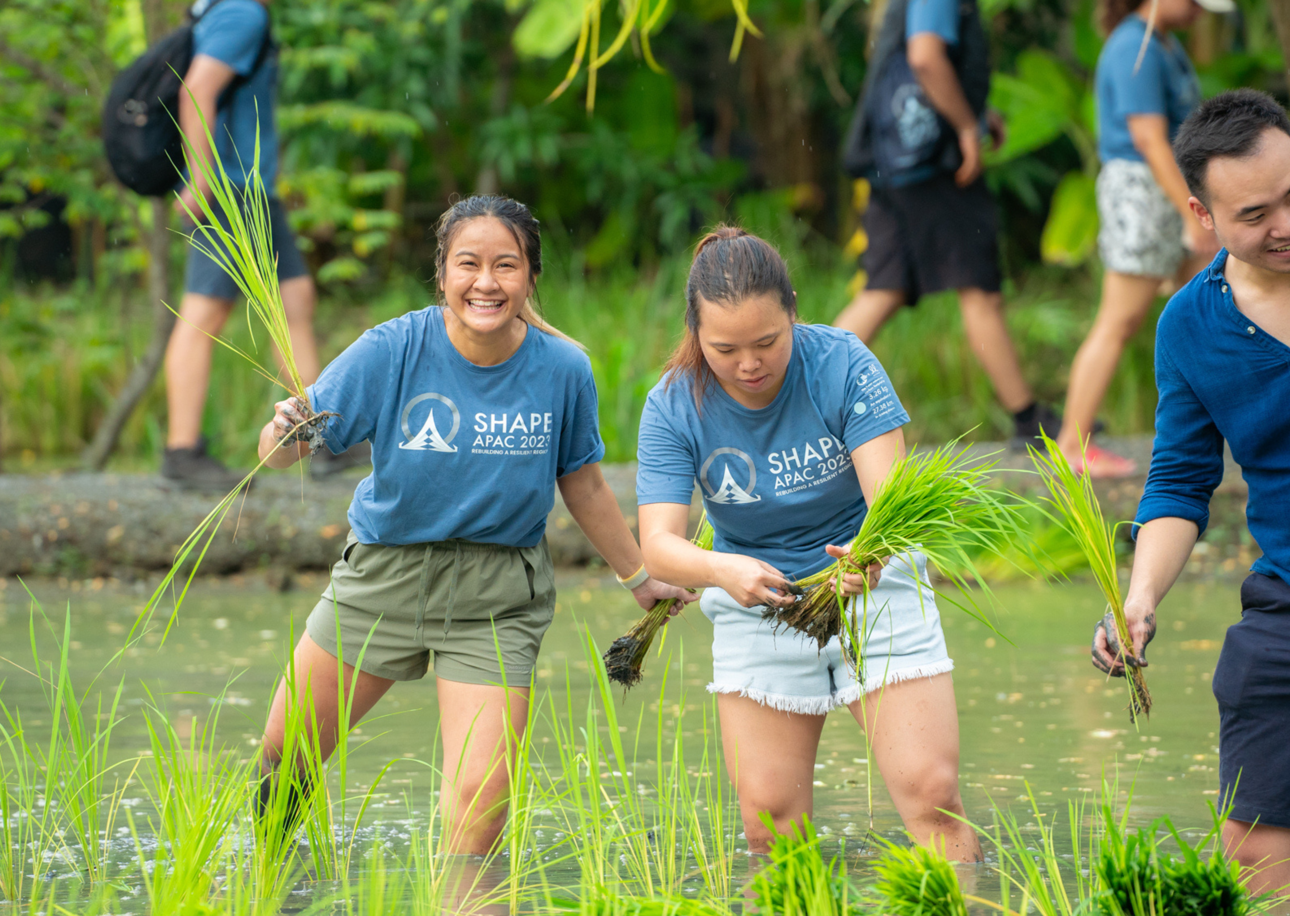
1193, 0, 1236, 13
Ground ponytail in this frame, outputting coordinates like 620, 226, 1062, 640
663, 225, 796, 406
433, 195, 583, 349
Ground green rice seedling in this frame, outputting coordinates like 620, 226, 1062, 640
870, 836, 970, 916
973, 784, 1102, 916
604, 518, 713, 688
1088, 804, 1255, 916
0, 701, 57, 903
765, 440, 1029, 675
131, 687, 255, 914
22, 603, 134, 890
1029, 433, 1151, 722
549, 881, 733, 915
683, 697, 737, 901
750, 815, 861, 916
130, 96, 333, 649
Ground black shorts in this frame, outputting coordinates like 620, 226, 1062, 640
862, 173, 1002, 302
183, 196, 308, 300
1212, 572, 1290, 828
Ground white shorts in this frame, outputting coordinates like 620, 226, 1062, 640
700, 551, 954, 715
1097, 158, 1185, 278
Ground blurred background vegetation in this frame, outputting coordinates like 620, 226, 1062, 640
1, 0, 1286, 469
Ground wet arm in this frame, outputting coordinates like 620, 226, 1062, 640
639, 502, 713, 588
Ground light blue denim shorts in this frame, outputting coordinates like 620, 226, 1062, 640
701, 551, 953, 714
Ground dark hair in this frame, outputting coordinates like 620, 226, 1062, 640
433, 195, 577, 344
663, 225, 797, 404
1174, 89, 1290, 204
1096, 0, 1144, 35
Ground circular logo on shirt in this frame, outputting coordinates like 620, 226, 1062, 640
699, 448, 762, 504
399, 392, 460, 453
854, 401, 868, 415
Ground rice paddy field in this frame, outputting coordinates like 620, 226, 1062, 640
0, 570, 1265, 914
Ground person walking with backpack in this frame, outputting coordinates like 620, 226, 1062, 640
1052, 0, 1227, 477
159, 0, 350, 489
833, 0, 1056, 447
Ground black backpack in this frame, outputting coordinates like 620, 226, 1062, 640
102, 0, 271, 197
842, 0, 990, 186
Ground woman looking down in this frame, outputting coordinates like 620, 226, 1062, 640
636, 227, 980, 859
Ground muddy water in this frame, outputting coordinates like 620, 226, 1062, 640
0, 571, 1235, 903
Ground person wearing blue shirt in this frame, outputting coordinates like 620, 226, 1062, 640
836, 0, 1058, 450
256, 197, 693, 853
1055, 0, 1230, 478
1092, 91, 1290, 896
162, 0, 336, 491
638, 227, 981, 861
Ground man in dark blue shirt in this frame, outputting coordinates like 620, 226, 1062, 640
1092, 89, 1290, 896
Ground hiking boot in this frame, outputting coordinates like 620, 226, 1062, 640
309, 440, 372, 480
160, 437, 250, 493
1010, 403, 1064, 451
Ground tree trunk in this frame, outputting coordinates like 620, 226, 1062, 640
1267, 0, 1290, 90
81, 199, 175, 470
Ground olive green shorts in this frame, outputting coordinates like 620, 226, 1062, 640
306, 532, 556, 687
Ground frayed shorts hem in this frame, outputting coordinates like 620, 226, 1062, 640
707, 658, 955, 715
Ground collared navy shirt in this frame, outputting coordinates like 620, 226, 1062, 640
1136, 250, 1290, 584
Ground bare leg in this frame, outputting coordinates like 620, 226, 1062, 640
1055, 271, 1160, 468
278, 275, 321, 388
436, 678, 530, 855
261, 632, 394, 767
1223, 819, 1290, 897
715, 694, 826, 854
834, 289, 906, 346
849, 673, 981, 861
164, 292, 234, 448
957, 288, 1033, 414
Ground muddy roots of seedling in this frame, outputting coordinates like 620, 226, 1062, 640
604, 597, 680, 687
284, 409, 338, 455
762, 575, 849, 651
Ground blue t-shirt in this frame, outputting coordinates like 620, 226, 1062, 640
1095, 15, 1200, 164
1136, 252, 1290, 585
191, 0, 277, 187
907, 0, 959, 44
636, 324, 910, 580
307, 308, 605, 547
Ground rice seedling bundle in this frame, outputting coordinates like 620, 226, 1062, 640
750, 816, 861, 916
1090, 807, 1252, 916
870, 839, 969, 916
603, 517, 713, 687
1029, 434, 1151, 722
763, 441, 1028, 672
132, 97, 334, 642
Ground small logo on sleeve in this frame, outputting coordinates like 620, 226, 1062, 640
399, 393, 460, 452
700, 448, 762, 504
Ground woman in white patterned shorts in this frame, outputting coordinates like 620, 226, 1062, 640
1055, 0, 1229, 477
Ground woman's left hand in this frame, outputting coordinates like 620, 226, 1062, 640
825, 544, 884, 597
630, 578, 699, 613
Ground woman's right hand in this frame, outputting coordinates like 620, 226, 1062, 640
710, 553, 797, 609
270, 396, 311, 443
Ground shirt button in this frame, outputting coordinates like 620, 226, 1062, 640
1248, 325, 1257, 334
1222, 285, 1229, 293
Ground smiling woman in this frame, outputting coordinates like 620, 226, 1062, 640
251, 194, 695, 856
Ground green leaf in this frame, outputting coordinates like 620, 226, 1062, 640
317, 256, 367, 284
1040, 170, 1098, 266
513, 0, 584, 59
987, 50, 1083, 164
